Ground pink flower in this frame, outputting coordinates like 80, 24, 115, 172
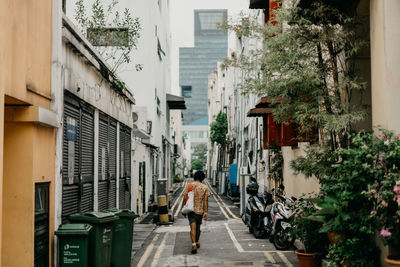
370, 210, 377, 215
396, 136, 399, 141
382, 200, 388, 207
383, 135, 386, 141
397, 196, 400, 207
369, 189, 376, 194
381, 229, 392, 238
378, 134, 382, 138
394, 185, 400, 195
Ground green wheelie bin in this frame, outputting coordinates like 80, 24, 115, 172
68, 211, 118, 267
55, 224, 92, 267
103, 208, 139, 267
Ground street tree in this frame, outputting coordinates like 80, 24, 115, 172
192, 143, 207, 162
222, 0, 368, 151
191, 158, 204, 171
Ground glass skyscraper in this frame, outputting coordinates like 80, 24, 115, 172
179, 10, 228, 125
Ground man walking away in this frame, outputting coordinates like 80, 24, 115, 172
182, 171, 209, 254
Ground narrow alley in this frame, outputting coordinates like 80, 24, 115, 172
131, 179, 297, 267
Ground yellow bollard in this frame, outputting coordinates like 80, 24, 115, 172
157, 195, 169, 223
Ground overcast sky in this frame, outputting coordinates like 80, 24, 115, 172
169, 0, 250, 95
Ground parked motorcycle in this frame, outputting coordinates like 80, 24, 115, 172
270, 191, 296, 250
242, 181, 296, 250
242, 180, 274, 239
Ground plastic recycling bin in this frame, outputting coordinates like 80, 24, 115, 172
103, 208, 139, 267
55, 223, 92, 267
68, 211, 118, 267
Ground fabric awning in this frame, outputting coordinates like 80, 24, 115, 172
166, 93, 186, 110
247, 107, 274, 117
249, 0, 268, 9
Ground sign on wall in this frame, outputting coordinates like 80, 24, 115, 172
67, 117, 76, 185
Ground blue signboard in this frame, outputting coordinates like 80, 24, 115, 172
66, 117, 76, 141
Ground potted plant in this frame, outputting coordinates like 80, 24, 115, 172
292, 198, 330, 267
364, 131, 400, 266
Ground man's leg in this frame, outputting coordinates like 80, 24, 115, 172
195, 223, 201, 242
190, 222, 197, 243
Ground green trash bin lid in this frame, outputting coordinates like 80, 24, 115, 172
102, 208, 139, 219
69, 211, 119, 224
55, 223, 93, 236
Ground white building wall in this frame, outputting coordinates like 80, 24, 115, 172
65, 0, 173, 210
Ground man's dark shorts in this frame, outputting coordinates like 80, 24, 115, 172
187, 212, 203, 225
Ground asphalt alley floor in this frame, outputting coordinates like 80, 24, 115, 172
131, 179, 298, 267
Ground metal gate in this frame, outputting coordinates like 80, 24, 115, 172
98, 113, 117, 210
62, 93, 94, 222
139, 162, 146, 213
34, 183, 49, 267
119, 124, 131, 209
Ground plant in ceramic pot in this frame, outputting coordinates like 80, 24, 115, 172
292, 198, 330, 267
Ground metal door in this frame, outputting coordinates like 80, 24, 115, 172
62, 93, 94, 222
34, 183, 49, 267
98, 113, 117, 211
119, 124, 131, 209
140, 162, 146, 213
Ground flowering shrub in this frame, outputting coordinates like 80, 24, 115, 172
364, 131, 400, 252
291, 130, 400, 265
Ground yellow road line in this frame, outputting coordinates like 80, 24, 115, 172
206, 181, 230, 219
170, 180, 187, 214
174, 193, 184, 217
264, 252, 276, 263
137, 233, 160, 267
277, 251, 293, 267
205, 179, 239, 219
151, 233, 169, 267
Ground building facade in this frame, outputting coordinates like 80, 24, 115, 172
180, 9, 228, 125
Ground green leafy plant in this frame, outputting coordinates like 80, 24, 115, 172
192, 143, 207, 163
292, 131, 387, 266
221, 0, 368, 150
191, 158, 204, 171
75, 0, 142, 73
363, 130, 400, 258
210, 112, 228, 147
292, 198, 330, 254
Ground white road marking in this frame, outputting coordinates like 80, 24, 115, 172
277, 251, 294, 267
224, 223, 244, 252
151, 233, 169, 267
137, 233, 160, 267
264, 252, 276, 263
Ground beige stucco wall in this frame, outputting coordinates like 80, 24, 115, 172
282, 143, 320, 198
0, 0, 54, 265
370, 0, 400, 265
370, 0, 400, 132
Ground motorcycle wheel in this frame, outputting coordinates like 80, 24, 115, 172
273, 223, 295, 250
251, 216, 266, 239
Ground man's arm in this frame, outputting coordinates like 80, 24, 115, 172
182, 186, 188, 207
